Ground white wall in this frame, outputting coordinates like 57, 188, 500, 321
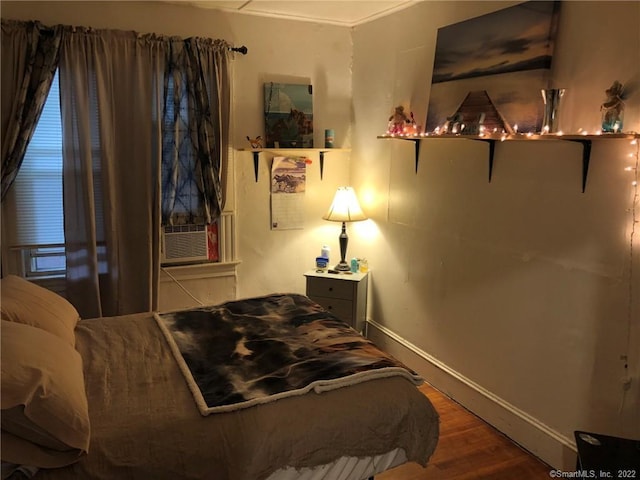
227, 13, 353, 297
351, 0, 640, 470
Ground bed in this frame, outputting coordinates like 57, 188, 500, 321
0, 275, 439, 480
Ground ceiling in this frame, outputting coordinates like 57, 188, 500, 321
167, 1, 418, 27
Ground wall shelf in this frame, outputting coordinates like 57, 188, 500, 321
238, 148, 351, 182
377, 133, 639, 192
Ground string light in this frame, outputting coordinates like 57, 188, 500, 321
618, 135, 639, 416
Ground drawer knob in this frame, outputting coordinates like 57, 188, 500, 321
328, 287, 333, 291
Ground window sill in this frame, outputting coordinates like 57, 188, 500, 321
160, 261, 241, 281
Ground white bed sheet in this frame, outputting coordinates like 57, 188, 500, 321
268, 448, 408, 480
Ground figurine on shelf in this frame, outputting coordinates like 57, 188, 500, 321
404, 111, 419, 135
601, 81, 625, 133
444, 112, 463, 134
387, 105, 410, 134
246, 135, 263, 149
463, 112, 485, 135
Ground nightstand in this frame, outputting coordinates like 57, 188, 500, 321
304, 270, 368, 333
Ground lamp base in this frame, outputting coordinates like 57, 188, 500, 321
334, 261, 351, 272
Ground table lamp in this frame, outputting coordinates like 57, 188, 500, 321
323, 186, 368, 271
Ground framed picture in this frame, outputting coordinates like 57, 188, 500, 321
264, 82, 314, 148
425, 1, 561, 134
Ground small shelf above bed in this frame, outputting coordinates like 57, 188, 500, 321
377, 132, 640, 192
237, 148, 351, 182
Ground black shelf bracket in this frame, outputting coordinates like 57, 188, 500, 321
471, 139, 497, 182
252, 152, 260, 182
564, 139, 592, 193
377, 136, 421, 172
319, 151, 327, 180
412, 139, 421, 173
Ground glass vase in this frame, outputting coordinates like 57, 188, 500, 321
541, 88, 565, 133
601, 106, 624, 133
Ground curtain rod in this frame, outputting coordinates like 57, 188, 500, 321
230, 45, 248, 55
3, 19, 249, 55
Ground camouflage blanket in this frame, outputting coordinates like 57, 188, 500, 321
154, 293, 422, 415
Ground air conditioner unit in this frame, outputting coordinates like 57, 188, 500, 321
161, 224, 208, 265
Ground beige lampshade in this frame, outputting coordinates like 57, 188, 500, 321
323, 187, 367, 222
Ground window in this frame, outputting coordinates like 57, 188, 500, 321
24, 246, 66, 275
3, 71, 65, 277
160, 72, 226, 264
161, 74, 204, 225
2, 68, 234, 278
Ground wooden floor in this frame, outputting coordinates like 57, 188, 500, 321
377, 383, 552, 480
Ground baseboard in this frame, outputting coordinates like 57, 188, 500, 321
366, 319, 578, 471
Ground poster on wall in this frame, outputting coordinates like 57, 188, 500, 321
270, 157, 308, 230
425, 0, 561, 134
264, 83, 314, 148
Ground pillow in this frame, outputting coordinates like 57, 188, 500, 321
0, 275, 80, 347
1, 320, 90, 468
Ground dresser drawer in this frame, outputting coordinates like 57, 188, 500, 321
306, 276, 354, 300
308, 295, 354, 324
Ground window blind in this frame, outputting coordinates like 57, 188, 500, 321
10, 72, 64, 246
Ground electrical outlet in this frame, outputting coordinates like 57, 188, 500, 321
621, 377, 632, 391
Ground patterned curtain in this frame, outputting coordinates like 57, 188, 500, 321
161, 37, 231, 225
1, 20, 61, 201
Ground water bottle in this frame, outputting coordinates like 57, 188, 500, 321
350, 258, 359, 273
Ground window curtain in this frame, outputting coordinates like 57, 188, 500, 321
161, 37, 231, 225
1, 20, 61, 201
58, 28, 165, 318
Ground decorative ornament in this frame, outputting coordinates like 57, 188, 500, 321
387, 106, 410, 134
601, 81, 625, 133
246, 135, 263, 149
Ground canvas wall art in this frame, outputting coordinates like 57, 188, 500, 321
264, 83, 314, 148
425, 1, 561, 134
